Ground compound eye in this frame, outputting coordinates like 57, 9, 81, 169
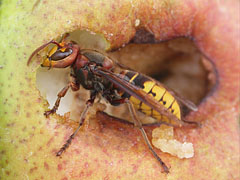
50, 48, 73, 61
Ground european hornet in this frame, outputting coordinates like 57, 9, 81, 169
27, 34, 199, 173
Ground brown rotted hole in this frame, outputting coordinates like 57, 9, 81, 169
107, 30, 216, 123
36, 29, 216, 124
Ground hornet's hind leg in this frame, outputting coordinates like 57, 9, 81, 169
126, 99, 170, 173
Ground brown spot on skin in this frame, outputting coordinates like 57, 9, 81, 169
36, 98, 42, 103
104, 175, 109, 180
22, 126, 27, 131
25, 77, 31, 83
19, 139, 27, 144
61, 177, 68, 180
46, 137, 54, 146
131, 163, 139, 174
15, 110, 19, 115
3, 98, 8, 104
54, 131, 59, 136
86, 170, 93, 177
29, 167, 38, 173
6, 123, 15, 127
32, 0, 41, 11
73, 149, 81, 154
58, 164, 62, 171
5, 160, 8, 164
20, 90, 24, 95
26, 112, 31, 118
6, 171, 10, 175
79, 171, 84, 177
44, 162, 49, 170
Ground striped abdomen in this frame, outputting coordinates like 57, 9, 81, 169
120, 70, 181, 124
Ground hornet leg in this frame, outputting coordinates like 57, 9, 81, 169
44, 76, 80, 117
56, 92, 96, 156
126, 99, 170, 173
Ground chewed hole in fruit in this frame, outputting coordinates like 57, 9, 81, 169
35, 29, 216, 155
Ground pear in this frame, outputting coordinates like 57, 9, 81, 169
0, 0, 239, 179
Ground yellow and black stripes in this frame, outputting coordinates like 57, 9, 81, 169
120, 70, 181, 123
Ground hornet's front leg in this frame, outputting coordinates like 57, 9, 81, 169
44, 76, 80, 117
56, 91, 97, 156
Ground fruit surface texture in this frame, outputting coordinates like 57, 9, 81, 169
0, 0, 239, 179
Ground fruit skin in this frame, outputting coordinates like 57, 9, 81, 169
0, 0, 239, 179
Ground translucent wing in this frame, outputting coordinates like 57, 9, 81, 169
95, 68, 187, 126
